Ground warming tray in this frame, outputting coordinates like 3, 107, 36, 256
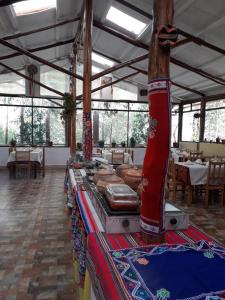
105, 184, 139, 211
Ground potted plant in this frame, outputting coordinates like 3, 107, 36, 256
98, 140, 104, 148
111, 140, 116, 148
121, 141, 126, 148
130, 137, 136, 148
9, 138, 16, 147
60, 93, 74, 121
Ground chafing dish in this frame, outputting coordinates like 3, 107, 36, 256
105, 183, 139, 210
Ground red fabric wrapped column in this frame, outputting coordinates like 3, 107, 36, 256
83, 112, 92, 161
140, 78, 171, 236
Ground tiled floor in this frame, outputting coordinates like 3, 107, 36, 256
1, 169, 225, 300
0, 169, 75, 300
174, 191, 225, 245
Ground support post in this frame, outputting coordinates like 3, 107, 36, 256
199, 98, 206, 142
178, 103, 183, 142
82, 0, 93, 161
141, 0, 176, 242
70, 47, 77, 156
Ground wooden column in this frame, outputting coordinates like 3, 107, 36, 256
82, 0, 93, 161
199, 98, 206, 142
70, 47, 77, 156
178, 103, 183, 142
141, 0, 176, 241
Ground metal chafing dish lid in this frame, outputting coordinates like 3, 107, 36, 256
106, 184, 137, 197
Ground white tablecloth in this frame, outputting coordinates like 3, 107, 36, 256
102, 150, 132, 164
8, 148, 43, 164
171, 149, 188, 162
176, 162, 208, 185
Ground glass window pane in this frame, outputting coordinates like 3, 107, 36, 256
129, 111, 148, 145
183, 104, 191, 112
204, 109, 225, 141
92, 101, 127, 110
0, 71, 25, 94
206, 99, 225, 109
40, 66, 70, 96
129, 103, 148, 111
182, 111, 200, 141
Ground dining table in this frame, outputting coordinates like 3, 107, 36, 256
175, 160, 209, 205
7, 147, 45, 178
8, 147, 43, 164
102, 149, 132, 164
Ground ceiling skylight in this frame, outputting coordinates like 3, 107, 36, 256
92, 53, 114, 67
13, 0, 56, 16
106, 6, 147, 36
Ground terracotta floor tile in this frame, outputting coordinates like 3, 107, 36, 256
0, 169, 75, 299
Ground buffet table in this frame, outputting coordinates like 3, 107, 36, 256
65, 165, 225, 300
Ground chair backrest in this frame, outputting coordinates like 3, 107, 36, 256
96, 148, 102, 155
127, 148, 134, 162
112, 151, 124, 165
189, 151, 203, 161
207, 161, 225, 186
168, 159, 177, 182
15, 150, 30, 161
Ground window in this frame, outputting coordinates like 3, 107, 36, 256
40, 67, 69, 96
0, 97, 65, 145
106, 6, 147, 36
171, 105, 179, 146
0, 71, 25, 94
205, 107, 225, 142
13, 0, 56, 16
182, 111, 200, 142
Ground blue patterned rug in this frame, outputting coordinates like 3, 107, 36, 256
109, 240, 225, 300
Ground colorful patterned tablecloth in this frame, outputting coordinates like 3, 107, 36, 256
87, 227, 221, 300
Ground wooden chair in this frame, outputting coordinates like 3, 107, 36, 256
112, 150, 124, 166
15, 150, 31, 179
168, 159, 186, 202
202, 161, 225, 208
188, 151, 203, 161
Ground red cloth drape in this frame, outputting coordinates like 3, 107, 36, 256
140, 79, 171, 236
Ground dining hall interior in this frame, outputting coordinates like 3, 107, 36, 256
0, 0, 225, 299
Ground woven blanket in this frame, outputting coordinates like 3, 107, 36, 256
87, 226, 222, 300
109, 240, 225, 300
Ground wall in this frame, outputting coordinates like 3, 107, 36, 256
179, 142, 225, 156
199, 143, 225, 156
179, 142, 197, 152
0, 147, 70, 167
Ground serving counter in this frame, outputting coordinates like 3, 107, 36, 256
64, 165, 225, 300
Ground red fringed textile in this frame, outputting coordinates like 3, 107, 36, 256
141, 79, 171, 236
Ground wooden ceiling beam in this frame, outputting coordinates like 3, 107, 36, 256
113, 0, 225, 57
93, 49, 147, 75
93, 49, 204, 96
93, 20, 225, 86
0, 38, 83, 80
77, 71, 139, 99
91, 53, 148, 81
177, 28, 225, 56
0, 0, 24, 7
3, 16, 80, 41
184, 92, 225, 104
171, 81, 205, 97
0, 38, 74, 60
0, 61, 64, 100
